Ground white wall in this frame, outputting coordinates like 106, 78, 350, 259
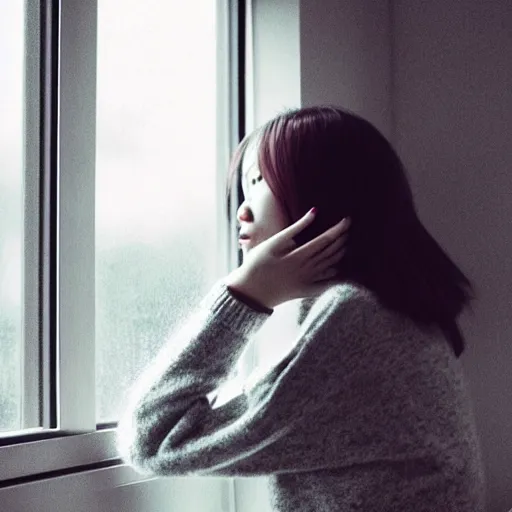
251, 0, 301, 128
300, 0, 393, 139
391, 2, 512, 511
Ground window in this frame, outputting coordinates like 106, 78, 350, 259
0, 0, 39, 434
0, 0, 24, 432
0, 0, 243, 484
95, 0, 220, 423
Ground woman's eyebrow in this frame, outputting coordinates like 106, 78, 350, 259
243, 165, 258, 179
241, 165, 256, 189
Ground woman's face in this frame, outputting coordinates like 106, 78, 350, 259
237, 142, 288, 255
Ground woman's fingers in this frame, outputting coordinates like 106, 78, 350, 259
320, 233, 346, 259
276, 208, 317, 248
318, 246, 347, 274
310, 231, 347, 263
330, 217, 351, 239
303, 217, 351, 256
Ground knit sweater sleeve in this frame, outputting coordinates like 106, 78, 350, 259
116, 278, 374, 477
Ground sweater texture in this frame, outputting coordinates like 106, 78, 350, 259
116, 278, 486, 511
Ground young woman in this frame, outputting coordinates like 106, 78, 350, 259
117, 105, 486, 511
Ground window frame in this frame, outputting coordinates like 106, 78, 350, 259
0, 0, 246, 486
23, 0, 43, 431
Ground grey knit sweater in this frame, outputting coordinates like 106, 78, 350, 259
116, 278, 486, 511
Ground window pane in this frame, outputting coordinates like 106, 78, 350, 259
0, 2, 25, 432
95, 0, 218, 423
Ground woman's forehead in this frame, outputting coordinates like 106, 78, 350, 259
242, 133, 262, 175
242, 143, 259, 175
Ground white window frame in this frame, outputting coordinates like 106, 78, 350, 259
0, 0, 246, 490
23, 0, 43, 432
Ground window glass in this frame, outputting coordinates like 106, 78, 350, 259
0, 2, 25, 432
95, 0, 218, 423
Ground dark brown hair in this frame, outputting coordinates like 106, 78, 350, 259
225, 105, 477, 357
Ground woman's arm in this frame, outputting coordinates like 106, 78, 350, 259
116, 278, 371, 477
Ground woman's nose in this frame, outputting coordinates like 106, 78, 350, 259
237, 204, 253, 224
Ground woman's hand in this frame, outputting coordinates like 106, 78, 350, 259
224, 209, 351, 309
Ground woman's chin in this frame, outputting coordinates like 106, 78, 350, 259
240, 239, 256, 251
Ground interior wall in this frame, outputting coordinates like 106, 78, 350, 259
300, 0, 393, 139
392, 2, 512, 511
251, 0, 301, 129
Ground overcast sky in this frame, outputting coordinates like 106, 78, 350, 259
95, 0, 218, 244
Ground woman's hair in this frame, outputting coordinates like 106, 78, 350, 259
225, 105, 477, 358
